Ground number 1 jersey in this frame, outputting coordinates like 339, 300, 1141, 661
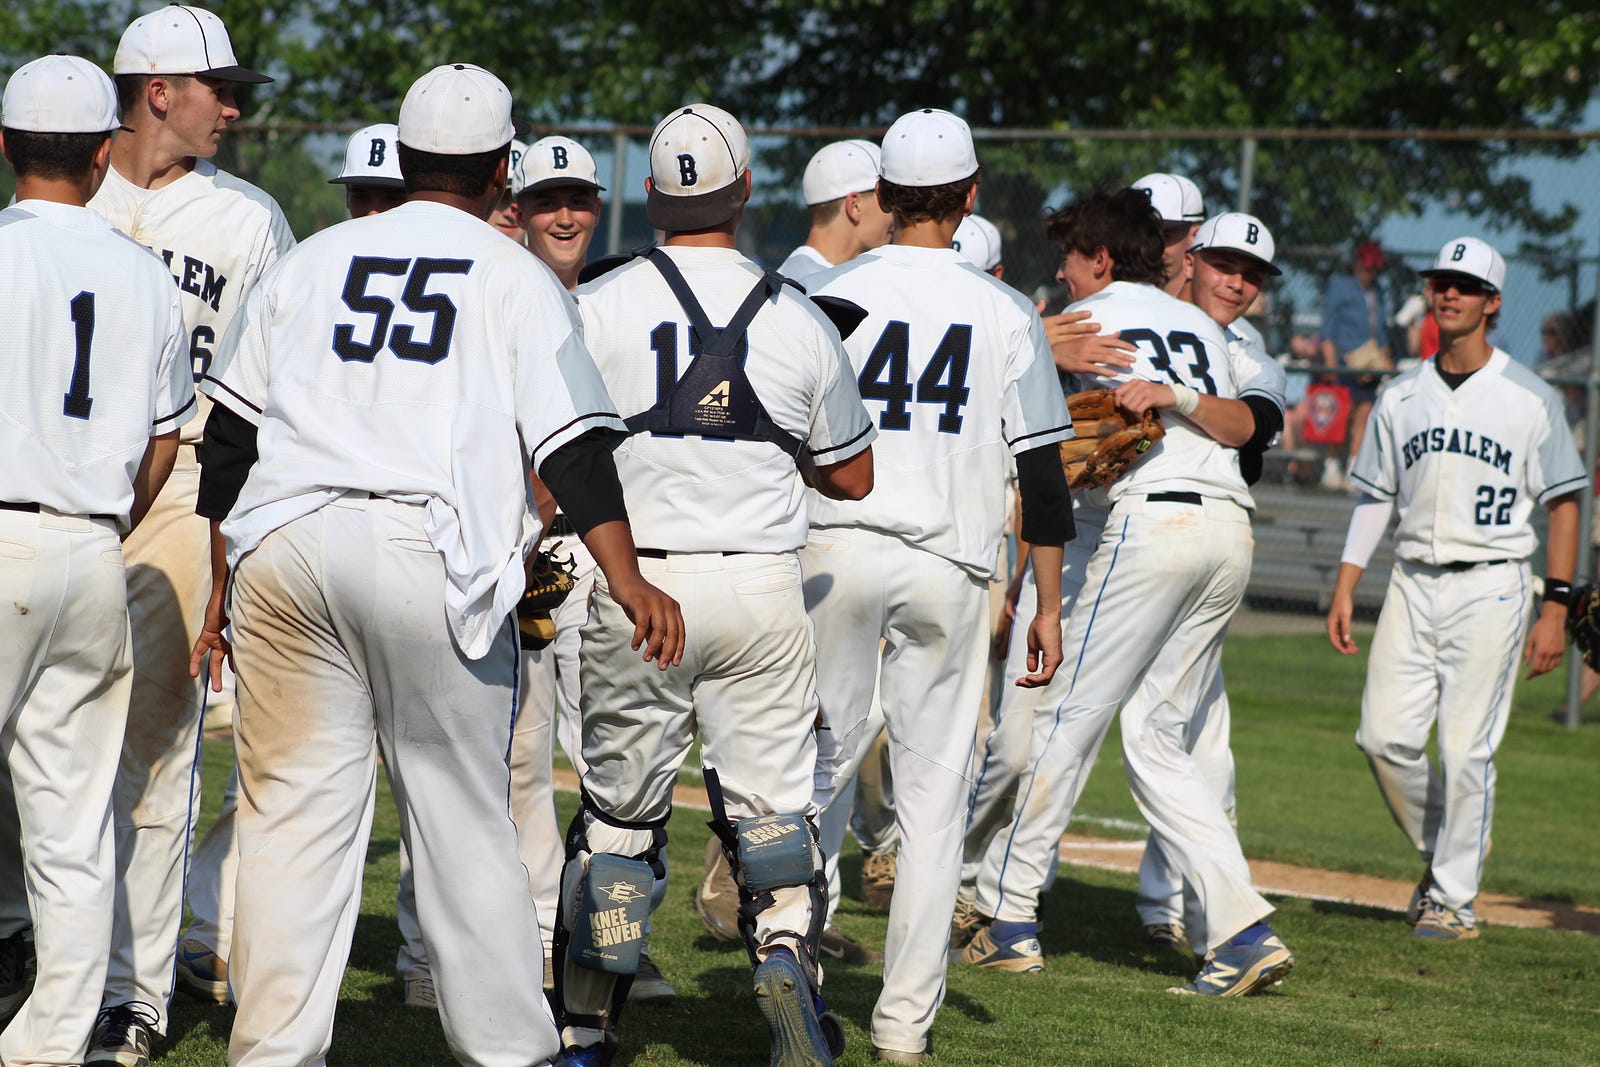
200, 201, 624, 659
810, 245, 1073, 579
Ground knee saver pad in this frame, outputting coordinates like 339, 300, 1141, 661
735, 813, 822, 893
563, 852, 654, 975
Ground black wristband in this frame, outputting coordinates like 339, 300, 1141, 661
1543, 578, 1573, 607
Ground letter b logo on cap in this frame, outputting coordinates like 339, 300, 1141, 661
367, 139, 386, 167
1245, 223, 1260, 245
1451, 243, 1467, 262
678, 154, 698, 187
552, 145, 568, 169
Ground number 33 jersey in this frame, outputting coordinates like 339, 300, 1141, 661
0, 201, 194, 527
1349, 350, 1585, 565
1067, 281, 1250, 509
200, 201, 624, 658
810, 245, 1073, 579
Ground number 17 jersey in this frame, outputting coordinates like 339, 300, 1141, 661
811, 245, 1073, 579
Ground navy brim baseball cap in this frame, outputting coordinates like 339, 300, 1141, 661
200, 64, 273, 84
646, 177, 745, 232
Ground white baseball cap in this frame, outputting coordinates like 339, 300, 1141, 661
647, 103, 750, 231
953, 214, 1003, 271
880, 109, 978, 187
1420, 236, 1506, 292
2, 54, 119, 134
513, 135, 605, 196
330, 123, 403, 187
801, 139, 881, 205
1190, 212, 1281, 275
114, 4, 271, 84
1132, 172, 1204, 223
398, 63, 514, 156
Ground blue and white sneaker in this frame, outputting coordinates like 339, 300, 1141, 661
557, 1034, 616, 1067
1412, 900, 1479, 941
175, 937, 230, 1004
1168, 924, 1293, 997
753, 946, 837, 1067
952, 921, 1044, 973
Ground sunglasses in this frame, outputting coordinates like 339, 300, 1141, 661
1428, 275, 1492, 297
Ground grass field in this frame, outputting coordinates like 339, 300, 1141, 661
154, 629, 1600, 1065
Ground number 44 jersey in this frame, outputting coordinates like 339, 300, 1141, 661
200, 200, 624, 658
811, 245, 1074, 579
0, 201, 194, 528
1349, 350, 1585, 566
1067, 280, 1251, 510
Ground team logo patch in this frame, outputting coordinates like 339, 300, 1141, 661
699, 381, 731, 408
599, 881, 646, 904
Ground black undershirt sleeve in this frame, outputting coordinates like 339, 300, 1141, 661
1238, 395, 1286, 487
195, 403, 259, 520
536, 430, 630, 537
1015, 442, 1076, 546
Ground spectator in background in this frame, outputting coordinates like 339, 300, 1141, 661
1319, 240, 1392, 489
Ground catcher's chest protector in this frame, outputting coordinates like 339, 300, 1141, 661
623, 248, 803, 458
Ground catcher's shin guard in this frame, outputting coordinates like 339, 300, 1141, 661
552, 791, 667, 1040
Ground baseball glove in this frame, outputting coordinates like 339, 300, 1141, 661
1566, 583, 1600, 671
1058, 388, 1165, 490
517, 549, 577, 651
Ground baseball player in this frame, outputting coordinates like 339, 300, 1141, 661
68, 7, 294, 1062
554, 102, 876, 1067
805, 108, 1075, 1064
952, 212, 1004, 278
487, 136, 530, 243
0, 53, 194, 1066
957, 186, 1294, 998
190, 63, 681, 1066
1327, 237, 1582, 940
1131, 172, 1204, 300
330, 121, 407, 217
778, 138, 893, 286
1132, 213, 1287, 952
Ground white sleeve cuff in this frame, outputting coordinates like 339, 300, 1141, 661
1340, 493, 1395, 569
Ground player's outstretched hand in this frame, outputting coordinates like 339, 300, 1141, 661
1326, 590, 1359, 655
1524, 610, 1566, 678
1112, 378, 1174, 419
609, 575, 685, 670
1017, 610, 1063, 688
1037, 303, 1136, 377
189, 597, 233, 692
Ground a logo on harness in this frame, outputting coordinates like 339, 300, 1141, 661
742, 821, 802, 846
699, 381, 731, 408
599, 881, 646, 904
589, 906, 644, 948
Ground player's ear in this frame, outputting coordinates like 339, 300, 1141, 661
962, 182, 978, 215
843, 190, 862, 224
1485, 290, 1503, 317
1092, 245, 1112, 279
740, 170, 752, 203
0, 130, 9, 164
644, 176, 654, 196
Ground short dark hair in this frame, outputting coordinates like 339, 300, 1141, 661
114, 72, 191, 117
808, 197, 845, 226
2, 128, 109, 180
1045, 185, 1166, 286
876, 169, 980, 227
397, 141, 508, 198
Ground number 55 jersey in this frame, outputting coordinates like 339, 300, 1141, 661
201, 200, 624, 658
1349, 350, 1585, 565
810, 245, 1073, 579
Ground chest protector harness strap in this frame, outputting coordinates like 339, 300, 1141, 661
622, 248, 804, 458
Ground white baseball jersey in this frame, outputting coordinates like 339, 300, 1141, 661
575, 245, 875, 552
201, 200, 624, 659
0, 201, 194, 526
810, 245, 1074, 578
1349, 349, 1584, 565
90, 160, 296, 443
1069, 281, 1250, 507
1226, 320, 1285, 410
777, 244, 833, 287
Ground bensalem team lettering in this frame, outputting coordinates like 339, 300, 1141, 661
1400, 425, 1513, 473
158, 249, 228, 311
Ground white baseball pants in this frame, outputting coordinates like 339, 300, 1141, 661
976, 495, 1270, 946
1356, 559, 1531, 918
803, 527, 989, 1057
105, 454, 212, 1032
0, 510, 131, 1067
226, 496, 557, 1067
